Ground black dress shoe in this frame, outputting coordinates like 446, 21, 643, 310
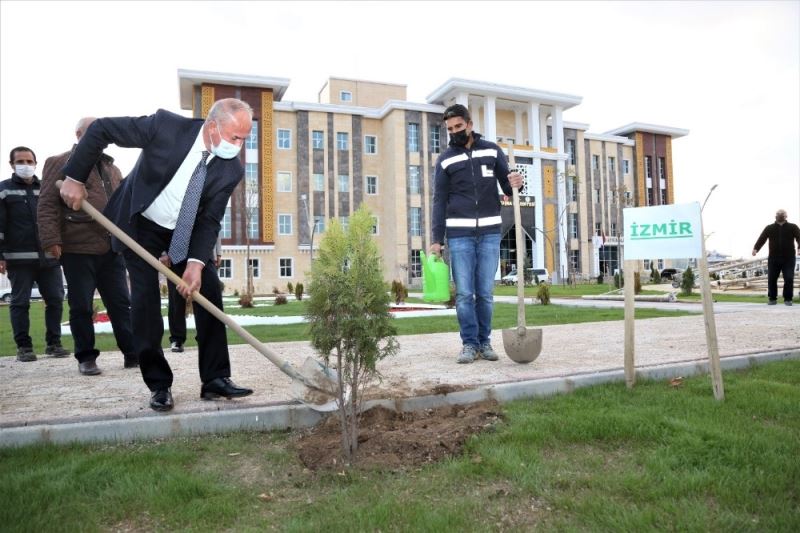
78, 360, 102, 376
201, 377, 254, 400
150, 388, 173, 411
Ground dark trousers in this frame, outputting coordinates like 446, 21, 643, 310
60, 251, 135, 363
767, 255, 796, 302
6, 264, 64, 348
167, 280, 187, 344
123, 216, 230, 391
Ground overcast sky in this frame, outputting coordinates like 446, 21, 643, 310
2, 0, 798, 259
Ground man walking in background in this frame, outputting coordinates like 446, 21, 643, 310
38, 118, 137, 375
752, 208, 800, 306
0, 146, 69, 361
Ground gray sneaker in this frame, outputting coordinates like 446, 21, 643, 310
45, 344, 70, 358
479, 343, 500, 361
786, 300, 793, 306
457, 344, 477, 364
16, 346, 37, 362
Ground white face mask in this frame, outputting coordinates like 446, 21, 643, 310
14, 164, 35, 179
210, 121, 242, 160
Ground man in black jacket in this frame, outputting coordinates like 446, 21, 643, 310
0, 147, 69, 362
430, 104, 523, 364
60, 99, 254, 412
752, 209, 800, 305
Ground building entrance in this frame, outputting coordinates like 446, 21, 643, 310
599, 245, 619, 275
501, 227, 534, 277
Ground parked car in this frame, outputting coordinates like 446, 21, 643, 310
1, 283, 42, 303
660, 268, 683, 281
501, 268, 550, 285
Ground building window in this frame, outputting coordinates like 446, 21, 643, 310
410, 207, 422, 236
278, 213, 292, 235
569, 213, 578, 239
245, 121, 258, 150
647, 188, 654, 206
340, 90, 352, 102
338, 174, 349, 192
364, 135, 377, 154
645, 156, 652, 179
408, 165, 421, 194
644, 259, 651, 271
336, 132, 349, 151
623, 159, 630, 174
568, 177, 578, 202
410, 250, 422, 279
569, 250, 580, 273
277, 171, 292, 193
371, 216, 379, 235
567, 138, 576, 165
279, 257, 293, 278
277, 129, 291, 150
313, 173, 325, 192
657, 259, 664, 270
612, 189, 618, 205
592, 188, 600, 204
429, 125, 441, 153
407, 123, 420, 152
365, 175, 378, 195
312, 130, 324, 149
595, 222, 601, 236
245, 163, 258, 190
248, 258, 260, 279
247, 206, 259, 239
660, 189, 667, 205
592, 154, 600, 170
608, 156, 615, 172
221, 205, 232, 239
658, 157, 666, 180
610, 222, 617, 237
339, 216, 349, 230
314, 215, 325, 234
218, 258, 232, 279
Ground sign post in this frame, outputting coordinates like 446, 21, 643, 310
623, 202, 723, 400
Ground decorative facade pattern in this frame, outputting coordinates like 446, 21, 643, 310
261, 90, 274, 243
201, 85, 214, 118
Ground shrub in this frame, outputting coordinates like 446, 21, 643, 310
287, 281, 294, 294
651, 267, 661, 284
597, 273, 604, 284
634, 271, 642, 294
536, 282, 551, 305
239, 293, 253, 307
681, 265, 696, 296
233, 289, 239, 297
614, 271, 623, 289
274, 294, 288, 305
391, 280, 407, 304
294, 282, 304, 301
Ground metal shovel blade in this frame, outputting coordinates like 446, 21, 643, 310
502, 326, 543, 364
290, 357, 351, 412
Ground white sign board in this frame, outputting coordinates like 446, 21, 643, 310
623, 202, 703, 260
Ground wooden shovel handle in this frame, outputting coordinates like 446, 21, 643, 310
507, 145, 526, 329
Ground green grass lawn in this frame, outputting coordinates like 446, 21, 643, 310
0, 300, 693, 356
1, 359, 798, 531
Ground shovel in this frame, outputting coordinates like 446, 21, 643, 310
56, 181, 342, 411
501, 145, 543, 364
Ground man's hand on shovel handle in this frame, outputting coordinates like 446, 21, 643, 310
508, 171, 524, 190
178, 261, 203, 299
59, 178, 87, 211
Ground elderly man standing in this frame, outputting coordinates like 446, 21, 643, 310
60, 98, 254, 412
0, 146, 69, 362
38, 118, 137, 375
752, 208, 800, 306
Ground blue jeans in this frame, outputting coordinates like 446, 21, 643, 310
447, 233, 501, 348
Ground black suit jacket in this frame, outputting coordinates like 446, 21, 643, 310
62, 109, 243, 264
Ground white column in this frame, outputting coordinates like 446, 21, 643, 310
455, 92, 468, 108
556, 158, 568, 283
472, 98, 482, 134
514, 108, 523, 145
554, 106, 565, 153
532, 158, 544, 269
528, 102, 540, 151
539, 107, 549, 148
484, 95, 496, 143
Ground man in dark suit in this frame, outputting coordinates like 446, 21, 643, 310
60, 98, 254, 412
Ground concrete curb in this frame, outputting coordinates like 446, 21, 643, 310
2, 348, 798, 448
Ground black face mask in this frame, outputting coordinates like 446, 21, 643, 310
449, 129, 470, 147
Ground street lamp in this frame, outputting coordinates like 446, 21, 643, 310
300, 194, 316, 262
702, 184, 718, 212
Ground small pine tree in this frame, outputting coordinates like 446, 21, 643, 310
536, 282, 551, 305
651, 266, 661, 284
294, 282, 304, 301
287, 281, 294, 294
634, 271, 642, 294
681, 265, 696, 296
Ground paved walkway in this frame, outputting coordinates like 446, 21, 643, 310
1, 299, 797, 445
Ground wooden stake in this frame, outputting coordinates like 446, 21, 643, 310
623, 259, 637, 388
698, 216, 725, 400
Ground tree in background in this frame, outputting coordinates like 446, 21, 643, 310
681, 265, 696, 296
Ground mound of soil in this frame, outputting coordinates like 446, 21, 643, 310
295, 402, 503, 470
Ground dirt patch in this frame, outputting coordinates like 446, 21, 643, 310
295, 401, 503, 470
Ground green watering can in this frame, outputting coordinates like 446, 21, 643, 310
420, 250, 451, 303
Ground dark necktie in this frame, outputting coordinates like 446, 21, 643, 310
168, 151, 209, 263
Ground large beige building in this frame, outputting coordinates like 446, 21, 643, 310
177, 70, 687, 294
